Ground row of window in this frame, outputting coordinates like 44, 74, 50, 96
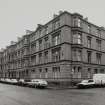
31, 31, 61, 53
87, 51, 101, 64
87, 36, 101, 50
2, 65, 105, 79
72, 66, 105, 79
31, 47, 61, 65
33, 67, 60, 73
1, 47, 61, 70
0, 31, 61, 63
72, 31, 101, 50
2, 66, 61, 79
72, 49, 101, 64
14, 31, 61, 58
73, 17, 101, 37
30, 19, 60, 42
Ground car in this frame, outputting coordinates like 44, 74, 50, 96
26, 79, 48, 88
10, 79, 18, 85
77, 79, 95, 88
18, 79, 27, 86
0, 78, 5, 83
33, 79, 48, 88
4, 78, 12, 84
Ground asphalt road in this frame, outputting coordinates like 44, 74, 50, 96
0, 83, 105, 105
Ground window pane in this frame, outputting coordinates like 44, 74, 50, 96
73, 31, 82, 44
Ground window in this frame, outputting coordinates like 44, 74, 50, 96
18, 50, 21, 57
52, 67, 60, 78
32, 69, 35, 72
44, 36, 50, 49
39, 53, 42, 64
94, 69, 98, 74
77, 50, 82, 61
100, 69, 104, 73
96, 29, 101, 37
24, 38, 28, 44
39, 69, 42, 72
96, 39, 101, 50
31, 55, 36, 65
24, 59, 29, 67
87, 68, 91, 78
87, 25, 91, 33
52, 48, 61, 62
87, 51, 91, 63
44, 51, 48, 63
73, 17, 81, 27
24, 48, 29, 55
45, 68, 48, 78
88, 80, 93, 82
87, 36, 91, 48
39, 68, 42, 78
39, 39, 42, 50
77, 67, 81, 78
18, 60, 21, 68
96, 53, 101, 64
45, 26, 48, 34
73, 31, 82, 44
45, 68, 48, 72
52, 19, 60, 30
72, 49, 82, 61
31, 43, 36, 53
52, 32, 61, 46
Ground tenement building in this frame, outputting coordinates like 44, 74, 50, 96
0, 11, 105, 82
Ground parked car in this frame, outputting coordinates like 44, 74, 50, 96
10, 79, 18, 85
4, 78, 12, 84
26, 79, 48, 88
0, 78, 5, 83
18, 79, 27, 86
77, 79, 95, 88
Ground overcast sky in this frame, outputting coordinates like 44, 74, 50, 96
0, 0, 105, 49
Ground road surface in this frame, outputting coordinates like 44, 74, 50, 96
0, 83, 105, 105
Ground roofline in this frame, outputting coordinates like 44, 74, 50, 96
1, 10, 105, 52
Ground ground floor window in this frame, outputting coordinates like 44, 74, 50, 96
94, 69, 98, 74
72, 66, 82, 79
52, 66, 60, 79
39, 68, 42, 78
100, 69, 104, 73
94, 69, 105, 74
45, 68, 48, 78
77, 67, 81, 78
87, 68, 91, 78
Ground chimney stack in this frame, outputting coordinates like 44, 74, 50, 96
53, 14, 58, 18
84, 17, 88, 21
59, 10, 63, 15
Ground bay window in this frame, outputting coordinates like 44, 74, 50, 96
73, 31, 82, 44
72, 49, 82, 61
73, 17, 81, 27
52, 47, 61, 62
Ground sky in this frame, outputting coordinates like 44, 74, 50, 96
0, 0, 105, 49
